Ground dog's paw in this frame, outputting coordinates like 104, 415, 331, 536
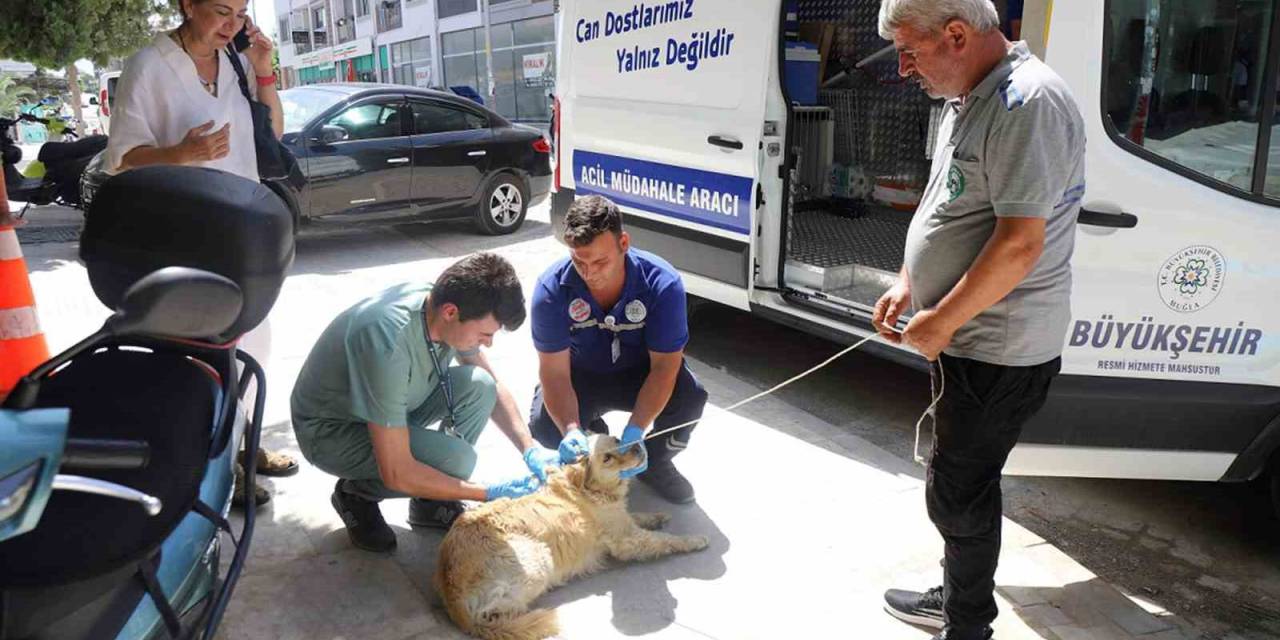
681, 535, 709, 552
632, 512, 671, 530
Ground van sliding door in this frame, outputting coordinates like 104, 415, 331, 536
558, 0, 777, 308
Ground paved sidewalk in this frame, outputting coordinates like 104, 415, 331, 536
20, 208, 1208, 640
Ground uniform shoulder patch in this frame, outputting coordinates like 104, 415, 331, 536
999, 78, 1025, 111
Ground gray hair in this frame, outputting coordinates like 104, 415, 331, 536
878, 0, 1000, 39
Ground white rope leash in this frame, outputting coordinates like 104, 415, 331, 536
616, 330, 946, 466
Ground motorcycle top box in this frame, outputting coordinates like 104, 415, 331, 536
80, 165, 295, 341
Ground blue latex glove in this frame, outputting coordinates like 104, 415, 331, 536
616, 424, 648, 479
485, 474, 542, 501
523, 445, 561, 481
558, 428, 590, 464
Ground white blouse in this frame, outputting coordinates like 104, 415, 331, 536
105, 31, 260, 182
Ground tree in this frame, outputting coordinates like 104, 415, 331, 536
0, 74, 37, 118
0, 0, 176, 133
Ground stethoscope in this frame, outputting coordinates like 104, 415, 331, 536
422, 308, 460, 439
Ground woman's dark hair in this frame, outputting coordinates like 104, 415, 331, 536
562, 195, 623, 248
430, 252, 526, 330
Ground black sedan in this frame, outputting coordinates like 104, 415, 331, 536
83, 84, 551, 235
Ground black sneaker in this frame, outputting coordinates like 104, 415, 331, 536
637, 460, 695, 504
884, 585, 945, 629
330, 480, 396, 553
932, 627, 993, 640
408, 498, 466, 530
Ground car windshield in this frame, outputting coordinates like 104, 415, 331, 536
279, 88, 346, 133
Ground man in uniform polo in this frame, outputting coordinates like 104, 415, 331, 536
529, 195, 708, 504
872, 1, 1086, 639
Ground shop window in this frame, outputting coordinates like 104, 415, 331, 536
512, 15, 553, 46
1105, 0, 1275, 195
391, 36, 433, 88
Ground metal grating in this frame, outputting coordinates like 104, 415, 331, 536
788, 206, 909, 273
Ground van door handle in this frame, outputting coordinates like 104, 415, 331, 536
707, 135, 743, 150
387, 157, 410, 164
1078, 208, 1138, 228
467, 150, 487, 157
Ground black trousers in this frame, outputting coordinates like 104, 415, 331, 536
927, 353, 1060, 631
529, 359, 707, 465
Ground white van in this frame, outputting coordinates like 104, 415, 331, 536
96, 70, 121, 135
552, 0, 1280, 518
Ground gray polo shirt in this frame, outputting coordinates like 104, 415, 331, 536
903, 42, 1086, 367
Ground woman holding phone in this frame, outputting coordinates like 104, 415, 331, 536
104, 0, 283, 178
104, 0, 294, 508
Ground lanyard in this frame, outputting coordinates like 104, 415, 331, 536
422, 309, 460, 438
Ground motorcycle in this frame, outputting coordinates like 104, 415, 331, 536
1, 112, 108, 216
0, 165, 295, 639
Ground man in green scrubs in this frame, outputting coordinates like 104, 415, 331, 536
291, 253, 564, 552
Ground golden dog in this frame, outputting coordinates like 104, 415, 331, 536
434, 434, 708, 640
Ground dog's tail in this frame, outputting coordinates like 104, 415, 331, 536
472, 608, 559, 640
444, 599, 559, 640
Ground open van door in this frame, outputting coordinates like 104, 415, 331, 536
1006, 1, 1280, 482
554, 0, 778, 309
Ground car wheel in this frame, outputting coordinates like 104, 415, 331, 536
474, 174, 527, 236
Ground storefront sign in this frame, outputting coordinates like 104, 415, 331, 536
414, 65, 432, 87
332, 38, 373, 61
297, 47, 334, 67
522, 52, 550, 79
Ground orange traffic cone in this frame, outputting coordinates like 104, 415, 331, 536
0, 225, 49, 398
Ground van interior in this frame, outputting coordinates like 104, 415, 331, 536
778, 0, 1021, 320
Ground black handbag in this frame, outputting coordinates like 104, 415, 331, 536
225, 49, 297, 181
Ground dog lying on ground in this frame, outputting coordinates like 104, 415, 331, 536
434, 433, 709, 640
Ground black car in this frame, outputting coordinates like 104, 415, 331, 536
83, 84, 551, 235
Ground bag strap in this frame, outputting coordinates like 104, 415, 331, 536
224, 47, 253, 104
194, 499, 239, 547
136, 554, 183, 639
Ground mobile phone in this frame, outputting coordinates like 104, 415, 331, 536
233, 25, 251, 52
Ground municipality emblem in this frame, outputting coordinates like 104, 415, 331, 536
625, 300, 647, 323
1157, 245, 1225, 313
569, 298, 591, 322
946, 164, 966, 202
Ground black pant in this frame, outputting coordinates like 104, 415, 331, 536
529, 359, 707, 465
926, 353, 1060, 631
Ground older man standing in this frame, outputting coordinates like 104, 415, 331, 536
871, 2, 1085, 639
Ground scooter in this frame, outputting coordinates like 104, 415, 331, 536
1, 113, 108, 215
0, 164, 294, 639
0, 267, 260, 639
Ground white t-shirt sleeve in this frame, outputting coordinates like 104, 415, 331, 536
103, 53, 161, 174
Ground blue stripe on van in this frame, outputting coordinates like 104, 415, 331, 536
573, 149, 753, 235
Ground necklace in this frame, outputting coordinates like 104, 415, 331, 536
176, 28, 219, 96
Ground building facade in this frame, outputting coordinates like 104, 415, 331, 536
273, 0, 555, 123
